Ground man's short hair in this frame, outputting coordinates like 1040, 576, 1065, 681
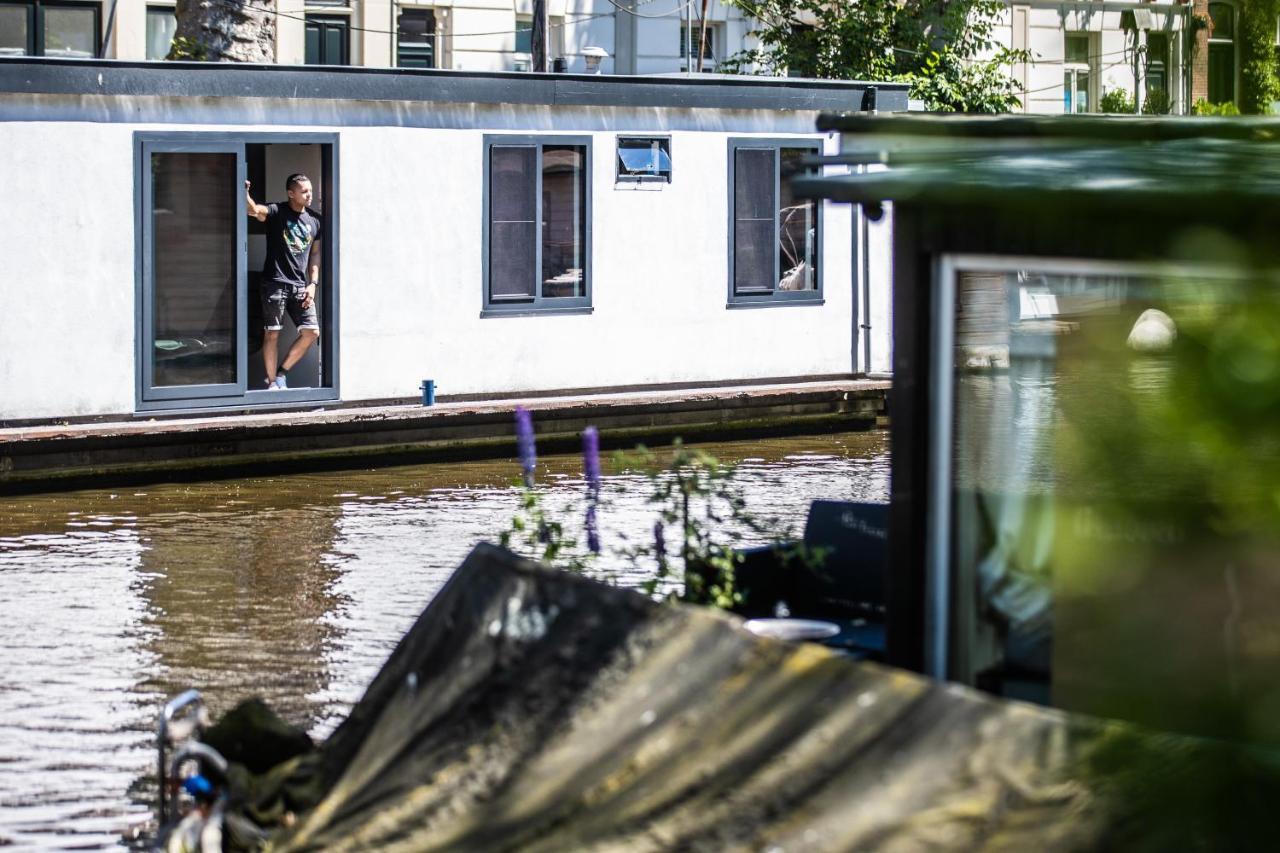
286, 173, 311, 191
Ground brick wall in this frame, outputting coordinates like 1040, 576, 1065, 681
1191, 0, 1210, 106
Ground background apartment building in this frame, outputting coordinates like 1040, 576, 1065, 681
1, 0, 1255, 112
1005, 0, 1255, 116
0, 0, 759, 74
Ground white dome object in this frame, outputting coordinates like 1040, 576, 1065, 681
1127, 308, 1177, 353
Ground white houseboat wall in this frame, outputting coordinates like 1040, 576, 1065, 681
0, 61, 903, 422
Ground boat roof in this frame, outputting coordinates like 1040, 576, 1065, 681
0, 56, 906, 113
795, 113, 1280, 215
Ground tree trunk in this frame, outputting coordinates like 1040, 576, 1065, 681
169, 0, 275, 62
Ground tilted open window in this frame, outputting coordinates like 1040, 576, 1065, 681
616, 136, 671, 183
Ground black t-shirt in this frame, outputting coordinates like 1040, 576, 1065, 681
261, 203, 322, 287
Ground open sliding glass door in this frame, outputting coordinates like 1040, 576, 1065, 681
141, 141, 246, 402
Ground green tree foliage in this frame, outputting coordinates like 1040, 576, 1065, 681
1239, 0, 1280, 114
1099, 88, 1136, 114
1142, 87, 1171, 115
720, 0, 1026, 113
1192, 99, 1242, 115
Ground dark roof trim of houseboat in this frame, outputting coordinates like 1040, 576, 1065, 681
797, 113, 1280, 211
815, 111, 1280, 142
0, 57, 908, 112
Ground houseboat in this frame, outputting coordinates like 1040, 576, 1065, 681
0, 60, 903, 425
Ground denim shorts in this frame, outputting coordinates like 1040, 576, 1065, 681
261, 281, 319, 331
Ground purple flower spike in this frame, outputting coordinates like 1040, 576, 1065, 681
582, 427, 600, 497
586, 503, 601, 554
514, 406, 537, 487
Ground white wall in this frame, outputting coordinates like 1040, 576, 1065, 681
0, 100, 887, 420
335, 123, 853, 400
0, 122, 138, 420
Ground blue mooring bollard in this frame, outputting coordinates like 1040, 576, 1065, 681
421, 379, 436, 406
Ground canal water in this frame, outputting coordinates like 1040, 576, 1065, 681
0, 430, 888, 849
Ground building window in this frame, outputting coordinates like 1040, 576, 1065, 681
1208, 2, 1236, 105
1063, 33, 1094, 113
305, 14, 349, 65
514, 14, 563, 71
1145, 32, 1169, 112
0, 1, 99, 57
679, 23, 719, 71
727, 138, 823, 306
396, 7, 436, 68
483, 136, 591, 314
145, 5, 175, 60
616, 136, 671, 183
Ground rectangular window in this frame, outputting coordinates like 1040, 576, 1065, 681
935, 258, 1279, 738
0, 4, 31, 55
514, 14, 562, 71
305, 14, 349, 65
138, 134, 340, 411
0, 1, 98, 57
727, 138, 822, 306
142, 143, 245, 401
396, 7, 436, 68
1208, 2, 1236, 105
515, 14, 531, 55
1063, 33, 1093, 113
616, 136, 671, 183
1144, 33, 1169, 113
679, 23, 719, 71
146, 5, 175, 61
484, 136, 591, 314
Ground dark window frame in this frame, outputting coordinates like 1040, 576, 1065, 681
1144, 31, 1169, 103
616, 135, 672, 184
145, 4, 175, 61
305, 13, 350, 66
726, 137, 824, 308
133, 131, 342, 414
395, 6, 436, 68
1207, 2, 1237, 105
482, 134, 593, 317
679, 21, 719, 71
0, 0, 100, 57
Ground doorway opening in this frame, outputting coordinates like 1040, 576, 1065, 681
138, 134, 338, 411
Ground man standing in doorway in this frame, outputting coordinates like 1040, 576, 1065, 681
245, 174, 322, 389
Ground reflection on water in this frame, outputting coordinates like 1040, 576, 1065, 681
0, 430, 888, 848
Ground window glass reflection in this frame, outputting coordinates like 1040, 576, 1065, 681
949, 265, 1280, 743
541, 145, 585, 298
151, 152, 238, 388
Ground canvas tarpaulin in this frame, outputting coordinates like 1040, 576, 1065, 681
187, 543, 1275, 851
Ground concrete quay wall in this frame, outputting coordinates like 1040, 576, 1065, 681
0, 381, 889, 494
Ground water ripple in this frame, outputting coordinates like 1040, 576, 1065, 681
0, 430, 888, 847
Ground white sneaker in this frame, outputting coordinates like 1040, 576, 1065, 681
273, 374, 288, 390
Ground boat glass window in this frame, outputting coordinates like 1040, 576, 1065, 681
942, 260, 1280, 743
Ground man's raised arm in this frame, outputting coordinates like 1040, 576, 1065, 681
245, 180, 269, 222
